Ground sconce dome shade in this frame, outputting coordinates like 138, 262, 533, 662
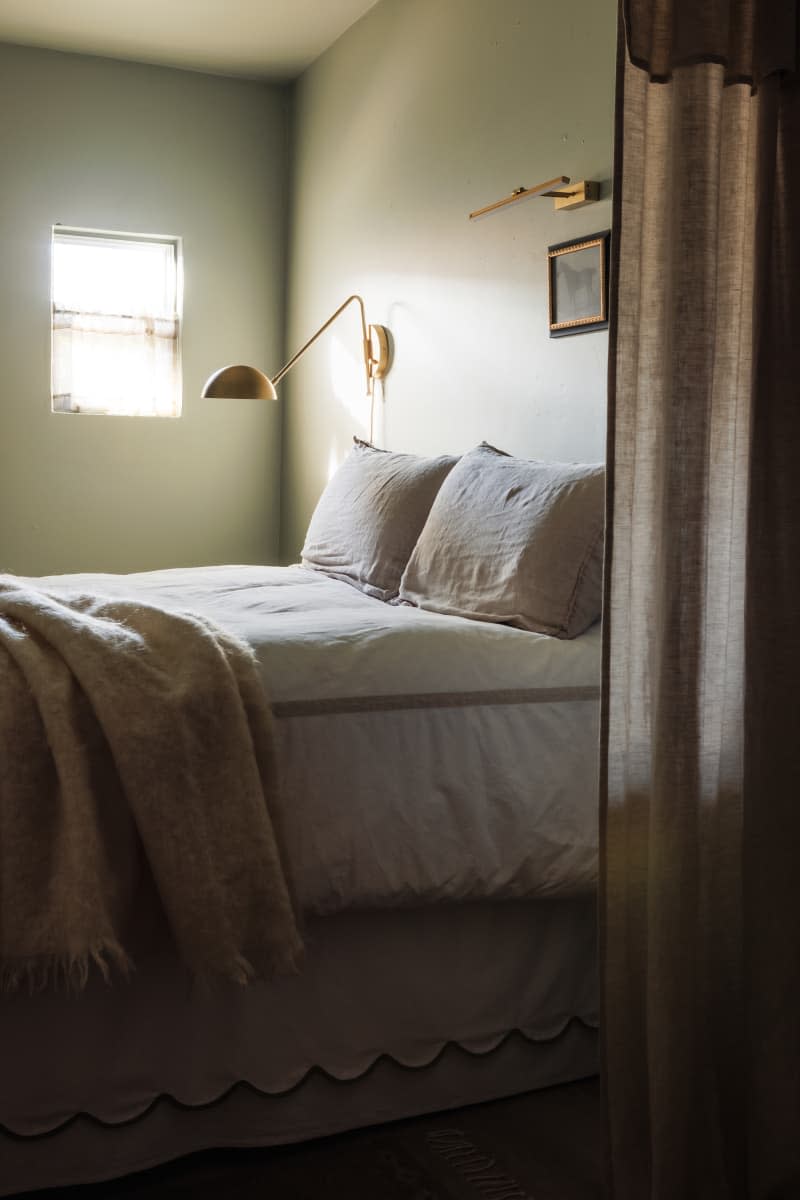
201, 364, 278, 401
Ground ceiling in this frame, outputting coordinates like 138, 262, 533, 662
0, 0, 382, 81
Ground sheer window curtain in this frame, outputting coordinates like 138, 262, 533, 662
602, 2, 800, 1197
52, 311, 180, 417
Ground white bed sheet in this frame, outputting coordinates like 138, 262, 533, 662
33, 563, 602, 913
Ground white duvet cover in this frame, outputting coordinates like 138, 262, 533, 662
35, 564, 601, 914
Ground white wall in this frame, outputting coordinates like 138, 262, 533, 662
0, 43, 290, 576
281, 0, 617, 560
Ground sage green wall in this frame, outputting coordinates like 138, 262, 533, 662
0, 43, 289, 576
281, 0, 616, 561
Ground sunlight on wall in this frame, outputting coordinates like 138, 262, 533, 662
327, 442, 342, 481
329, 335, 370, 434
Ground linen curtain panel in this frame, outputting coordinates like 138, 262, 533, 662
602, 2, 800, 1197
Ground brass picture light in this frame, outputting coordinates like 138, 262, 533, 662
201, 294, 391, 404
468, 176, 600, 219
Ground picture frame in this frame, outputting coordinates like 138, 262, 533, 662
547, 230, 610, 337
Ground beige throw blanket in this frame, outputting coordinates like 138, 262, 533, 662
0, 575, 302, 992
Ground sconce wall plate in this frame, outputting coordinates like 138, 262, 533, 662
554, 181, 601, 211
368, 324, 389, 379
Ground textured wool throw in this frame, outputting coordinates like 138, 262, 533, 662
0, 575, 302, 992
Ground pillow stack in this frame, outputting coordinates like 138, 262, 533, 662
302, 438, 605, 639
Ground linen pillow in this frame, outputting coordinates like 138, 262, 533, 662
398, 442, 605, 638
301, 438, 458, 601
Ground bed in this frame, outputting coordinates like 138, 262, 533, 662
0, 444, 603, 1195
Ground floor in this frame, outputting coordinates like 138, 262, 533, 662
19, 1078, 603, 1199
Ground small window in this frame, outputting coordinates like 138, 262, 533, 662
51, 226, 182, 417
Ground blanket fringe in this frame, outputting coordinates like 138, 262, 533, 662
0, 941, 305, 997
0, 940, 134, 996
190, 944, 305, 995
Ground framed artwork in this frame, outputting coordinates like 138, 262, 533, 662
547, 231, 610, 337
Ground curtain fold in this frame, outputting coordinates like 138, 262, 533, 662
743, 57, 800, 1197
624, 0, 797, 82
602, 1, 800, 1195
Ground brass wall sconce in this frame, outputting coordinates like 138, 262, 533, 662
202, 294, 391, 407
469, 176, 600, 220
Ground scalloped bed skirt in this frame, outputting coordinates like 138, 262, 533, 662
0, 898, 598, 1195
